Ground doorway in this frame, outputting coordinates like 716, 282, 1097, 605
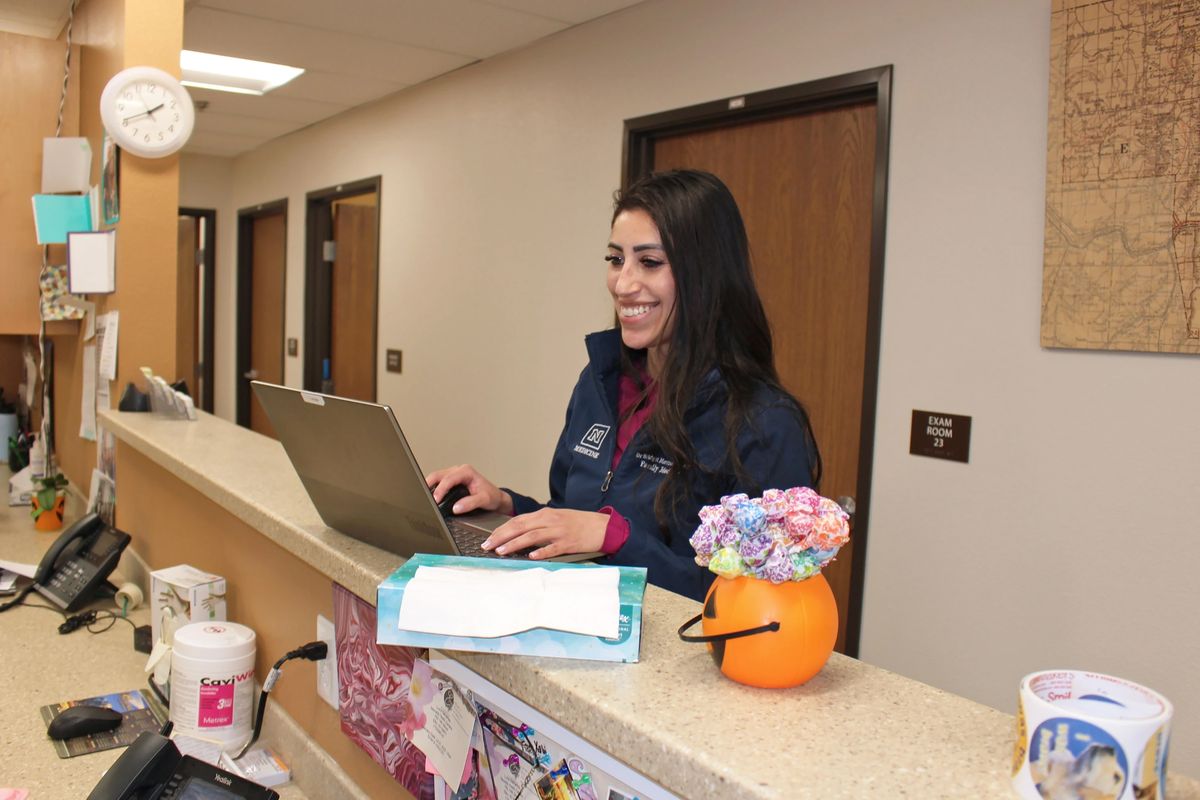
177, 207, 215, 412
235, 200, 287, 436
624, 66, 892, 656
303, 177, 381, 401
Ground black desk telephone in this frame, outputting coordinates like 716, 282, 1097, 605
88, 729, 279, 800
32, 512, 131, 612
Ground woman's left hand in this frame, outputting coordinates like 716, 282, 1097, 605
482, 508, 608, 559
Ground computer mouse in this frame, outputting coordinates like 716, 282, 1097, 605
436, 484, 471, 516
46, 705, 123, 740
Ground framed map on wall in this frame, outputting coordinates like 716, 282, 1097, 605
1042, 0, 1200, 354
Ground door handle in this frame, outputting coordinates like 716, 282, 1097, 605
836, 495, 856, 522
243, 369, 259, 380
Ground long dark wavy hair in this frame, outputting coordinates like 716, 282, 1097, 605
613, 169, 822, 535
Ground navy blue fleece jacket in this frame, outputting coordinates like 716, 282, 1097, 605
506, 329, 817, 602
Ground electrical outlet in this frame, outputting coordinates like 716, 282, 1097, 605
316, 614, 339, 710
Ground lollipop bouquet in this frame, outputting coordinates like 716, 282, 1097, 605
689, 487, 850, 583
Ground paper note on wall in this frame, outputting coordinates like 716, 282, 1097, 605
80, 344, 96, 441
407, 659, 476, 790
97, 311, 119, 381
67, 230, 116, 294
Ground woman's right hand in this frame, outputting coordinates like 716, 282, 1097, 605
425, 464, 514, 516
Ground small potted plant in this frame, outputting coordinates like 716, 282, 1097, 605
31, 472, 69, 531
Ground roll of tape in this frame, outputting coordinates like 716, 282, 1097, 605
115, 582, 144, 612
1012, 670, 1172, 800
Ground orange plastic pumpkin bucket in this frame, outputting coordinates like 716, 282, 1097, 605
679, 573, 838, 688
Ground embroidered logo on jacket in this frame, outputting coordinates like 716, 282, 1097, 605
573, 423, 610, 459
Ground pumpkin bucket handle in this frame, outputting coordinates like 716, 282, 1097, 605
677, 613, 780, 644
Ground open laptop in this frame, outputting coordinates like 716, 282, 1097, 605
251, 381, 595, 562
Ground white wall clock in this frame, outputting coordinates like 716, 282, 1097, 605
100, 66, 195, 158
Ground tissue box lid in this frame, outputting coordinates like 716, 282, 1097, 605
152, 564, 224, 588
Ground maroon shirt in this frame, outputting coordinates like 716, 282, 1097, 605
598, 372, 656, 553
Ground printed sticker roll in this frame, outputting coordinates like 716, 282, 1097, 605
1012, 670, 1172, 800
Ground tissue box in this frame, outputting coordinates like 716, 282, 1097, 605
151, 565, 226, 644
377, 554, 646, 663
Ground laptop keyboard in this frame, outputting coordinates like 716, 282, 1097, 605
446, 519, 535, 559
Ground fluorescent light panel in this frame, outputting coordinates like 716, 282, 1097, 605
180, 50, 303, 96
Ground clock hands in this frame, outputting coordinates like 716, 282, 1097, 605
127, 85, 164, 123
123, 102, 165, 123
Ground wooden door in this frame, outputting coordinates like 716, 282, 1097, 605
330, 198, 378, 401
653, 103, 876, 652
176, 215, 199, 397
248, 212, 286, 436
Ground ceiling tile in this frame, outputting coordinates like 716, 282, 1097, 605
189, 111, 302, 139
191, 0, 568, 58
183, 130, 272, 157
269, 70, 408, 107
184, 6, 474, 85
479, 0, 644, 25
0, 0, 72, 38
187, 85, 349, 125
0, 0, 650, 155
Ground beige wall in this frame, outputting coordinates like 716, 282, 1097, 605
178, 153, 236, 418
183, 0, 1200, 776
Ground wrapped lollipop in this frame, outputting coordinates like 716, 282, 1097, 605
707, 546, 746, 579
688, 522, 719, 566
690, 487, 850, 583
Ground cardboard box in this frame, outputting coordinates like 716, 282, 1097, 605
377, 554, 646, 663
151, 564, 226, 644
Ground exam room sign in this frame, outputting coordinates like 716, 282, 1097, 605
909, 410, 971, 463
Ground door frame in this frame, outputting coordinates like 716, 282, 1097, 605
302, 176, 382, 393
179, 207, 216, 412
235, 199, 288, 427
623, 65, 892, 657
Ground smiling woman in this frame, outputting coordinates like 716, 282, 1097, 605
426, 170, 823, 602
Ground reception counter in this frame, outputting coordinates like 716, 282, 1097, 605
98, 408, 1200, 799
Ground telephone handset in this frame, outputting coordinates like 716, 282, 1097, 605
88, 729, 279, 800
32, 512, 131, 612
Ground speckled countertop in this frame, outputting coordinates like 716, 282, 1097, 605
98, 409, 1200, 799
0, 471, 310, 800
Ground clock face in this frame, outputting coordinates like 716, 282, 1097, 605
100, 66, 195, 158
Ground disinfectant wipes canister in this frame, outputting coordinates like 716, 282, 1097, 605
169, 621, 256, 749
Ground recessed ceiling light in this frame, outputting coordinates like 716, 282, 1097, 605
180, 50, 304, 96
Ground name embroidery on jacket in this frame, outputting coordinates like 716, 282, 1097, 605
635, 451, 673, 475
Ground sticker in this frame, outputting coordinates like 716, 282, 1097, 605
301, 391, 326, 406
1134, 724, 1170, 800
198, 683, 234, 727
1027, 717, 1127, 800
1012, 694, 1027, 777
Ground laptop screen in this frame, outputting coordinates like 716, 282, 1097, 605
250, 381, 457, 559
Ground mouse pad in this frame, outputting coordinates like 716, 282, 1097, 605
39, 688, 168, 758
